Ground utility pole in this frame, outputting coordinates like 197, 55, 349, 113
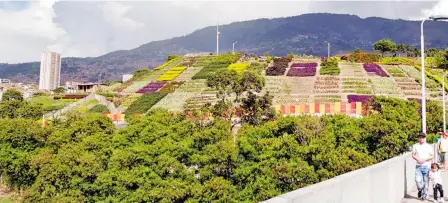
325, 41, 330, 58
232, 41, 237, 54
216, 24, 220, 55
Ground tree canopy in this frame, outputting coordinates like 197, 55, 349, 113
373, 39, 397, 57
2, 89, 23, 101
0, 96, 444, 202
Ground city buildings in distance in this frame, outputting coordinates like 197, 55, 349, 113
39, 52, 61, 91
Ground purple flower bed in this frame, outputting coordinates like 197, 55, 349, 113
363, 64, 389, 77
291, 62, 318, 68
136, 81, 167, 93
287, 67, 316, 77
347, 95, 372, 103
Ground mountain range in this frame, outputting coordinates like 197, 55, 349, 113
1, 13, 448, 84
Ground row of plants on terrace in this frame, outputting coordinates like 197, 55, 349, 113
287, 67, 316, 77
400, 65, 442, 92
192, 53, 242, 79
123, 92, 167, 120
266, 56, 291, 76
178, 56, 200, 67
382, 65, 406, 77
157, 66, 187, 81
136, 81, 167, 93
363, 63, 389, 77
319, 59, 340, 76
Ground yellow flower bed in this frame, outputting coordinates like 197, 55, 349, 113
155, 56, 181, 70
157, 66, 187, 81
227, 63, 248, 73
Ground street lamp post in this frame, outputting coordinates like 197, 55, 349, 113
443, 72, 448, 133
420, 15, 448, 134
232, 41, 238, 54
325, 41, 330, 58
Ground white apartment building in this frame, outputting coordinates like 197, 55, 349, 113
39, 52, 61, 91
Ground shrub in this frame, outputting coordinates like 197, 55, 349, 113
88, 104, 110, 113
348, 52, 381, 63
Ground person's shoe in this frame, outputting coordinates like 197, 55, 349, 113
418, 190, 422, 198
440, 198, 445, 203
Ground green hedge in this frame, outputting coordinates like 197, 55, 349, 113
88, 104, 110, 113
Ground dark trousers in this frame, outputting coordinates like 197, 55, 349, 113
434, 183, 444, 200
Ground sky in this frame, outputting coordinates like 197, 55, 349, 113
0, 0, 446, 63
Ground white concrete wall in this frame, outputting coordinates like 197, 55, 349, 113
263, 152, 417, 203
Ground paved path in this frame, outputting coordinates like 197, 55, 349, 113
402, 168, 448, 203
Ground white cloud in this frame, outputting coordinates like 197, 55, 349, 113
0, 0, 444, 63
0, 0, 66, 41
421, 0, 448, 19
98, 2, 145, 31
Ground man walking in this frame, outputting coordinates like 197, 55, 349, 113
413, 132, 434, 200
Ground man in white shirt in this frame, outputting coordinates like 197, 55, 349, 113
412, 132, 434, 200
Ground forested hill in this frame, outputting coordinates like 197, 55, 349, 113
2, 13, 448, 83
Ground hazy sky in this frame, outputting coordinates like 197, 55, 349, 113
0, 0, 446, 63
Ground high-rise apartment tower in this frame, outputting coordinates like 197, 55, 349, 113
39, 52, 61, 91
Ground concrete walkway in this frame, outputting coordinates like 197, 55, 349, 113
402, 169, 448, 203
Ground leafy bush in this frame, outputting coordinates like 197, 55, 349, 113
319, 60, 340, 75
348, 52, 381, 63
380, 57, 414, 65
124, 92, 167, 119
88, 104, 109, 113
